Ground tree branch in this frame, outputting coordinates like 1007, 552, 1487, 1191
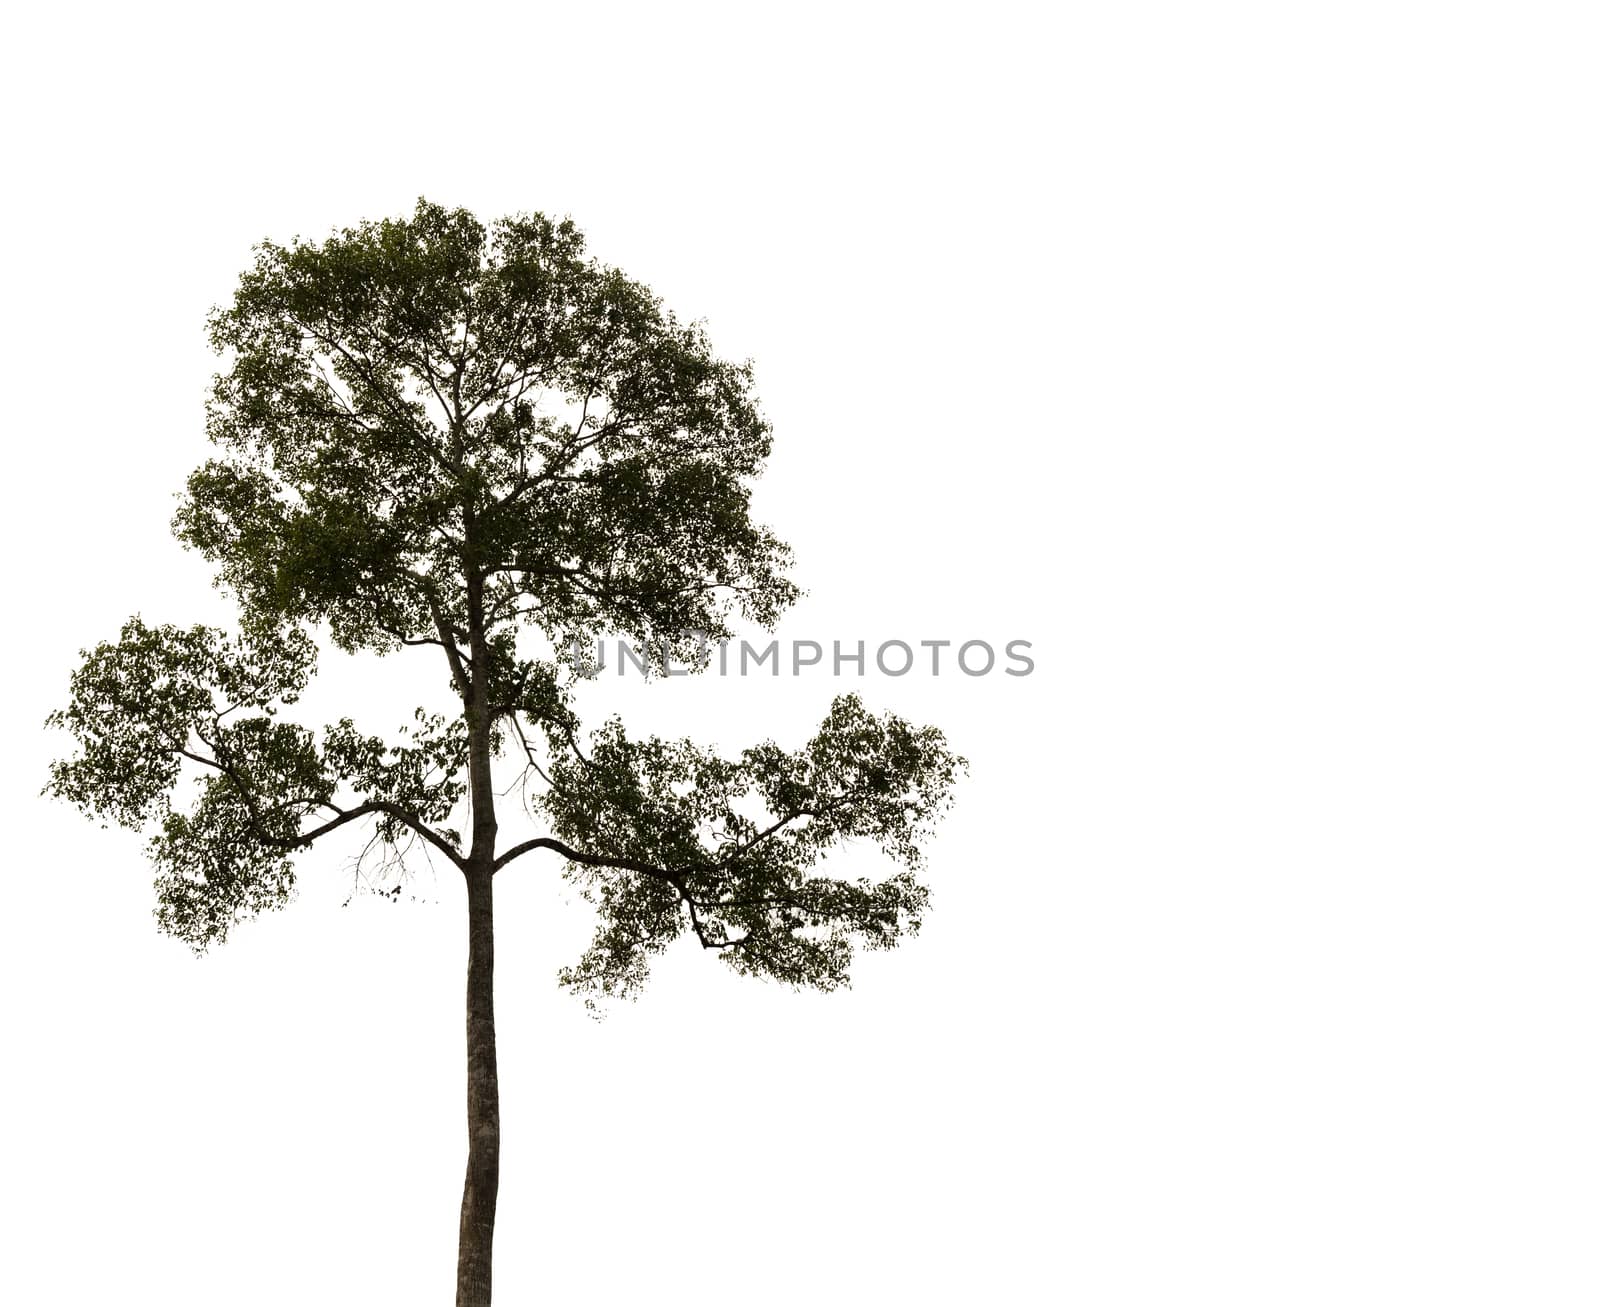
491, 836, 748, 950
175, 745, 467, 870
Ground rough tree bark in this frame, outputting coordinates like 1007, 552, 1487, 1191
457, 555, 501, 1307
456, 862, 500, 1306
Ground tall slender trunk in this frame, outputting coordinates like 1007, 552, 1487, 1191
457, 552, 501, 1306
456, 862, 499, 1306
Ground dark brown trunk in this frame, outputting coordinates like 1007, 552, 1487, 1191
455, 862, 499, 1306
457, 552, 501, 1306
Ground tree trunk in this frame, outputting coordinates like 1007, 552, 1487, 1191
457, 525, 502, 1303
455, 863, 500, 1306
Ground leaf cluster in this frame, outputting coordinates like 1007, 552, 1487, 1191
45, 201, 963, 1004
534, 694, 964, 1002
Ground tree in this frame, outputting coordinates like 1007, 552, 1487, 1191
45, 200, 963, 1306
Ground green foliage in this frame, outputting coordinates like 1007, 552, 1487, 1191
537, 693, 963, 1003
178, 199, 797, 657
45, 617, 318, 829
150, 781, 300, 950
322, 710, 469, 833
46, 199, 961, 1003
45, 616, 468, 950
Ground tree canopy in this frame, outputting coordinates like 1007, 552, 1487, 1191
47, 199, 963, 1008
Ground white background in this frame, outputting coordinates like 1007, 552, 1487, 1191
3, 3, 1597, 1303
